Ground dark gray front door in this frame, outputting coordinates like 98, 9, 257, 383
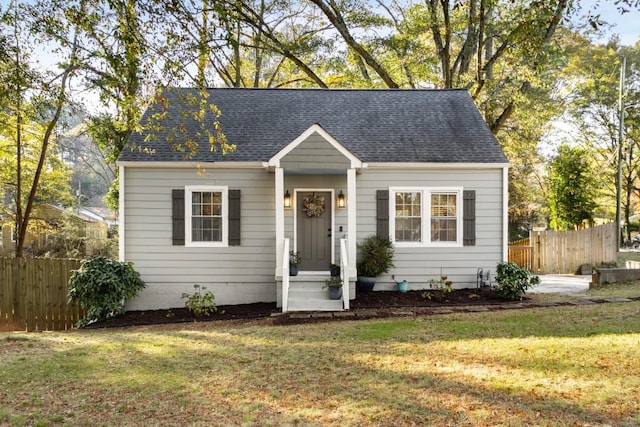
297, 191, 332, 271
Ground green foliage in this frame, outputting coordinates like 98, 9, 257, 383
323, 276, 343, 288
429, 275, 453, 293
422, 275, 453, 301
356, 235, 394, 278
182, 284, 217, 316
68, 256, 145, 327
495, 262, 540, 301
597, 261, 618, 268
547, 145, 598, 230
289, 250, 301, 265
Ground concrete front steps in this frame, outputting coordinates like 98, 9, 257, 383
286, 274, 344, 311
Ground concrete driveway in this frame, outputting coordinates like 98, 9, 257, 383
528, 274, 591, 294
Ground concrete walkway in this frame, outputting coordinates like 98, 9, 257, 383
529, 274, 591, 294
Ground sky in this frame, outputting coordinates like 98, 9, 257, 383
578, 0, 640, 46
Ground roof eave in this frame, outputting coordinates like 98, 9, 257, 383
366, 162, 509, 169
116, 161, 266, 169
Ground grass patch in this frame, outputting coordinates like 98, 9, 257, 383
587, 280, 640, 298
2, 303, 640, 426
617, 251, 640, 266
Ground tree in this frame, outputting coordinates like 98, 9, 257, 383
547, 145, 598, 231
561, 36, 640, 237
1, 1, 78, 257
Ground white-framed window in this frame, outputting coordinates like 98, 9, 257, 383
390, 187, 463, 247
185, 186, 228, 247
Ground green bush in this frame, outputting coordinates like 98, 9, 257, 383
495, 262, 540, 300
356, 235, 395, 278
68, 256, 146, 327
182, 284, 217, 316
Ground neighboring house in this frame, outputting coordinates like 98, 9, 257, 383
117, 88, 509, 312
0, 204, 109, 256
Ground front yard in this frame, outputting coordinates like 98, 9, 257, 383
2, 293, 640, 426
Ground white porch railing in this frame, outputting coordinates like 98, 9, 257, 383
340, 238, 350, 310
282, 238, 290, 313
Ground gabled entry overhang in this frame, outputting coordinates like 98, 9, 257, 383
267, 123, 363, 170
272, 124, 359, 311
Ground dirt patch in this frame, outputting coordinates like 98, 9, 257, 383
86, 288, 512, 329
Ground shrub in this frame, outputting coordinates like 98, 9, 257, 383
182, 284, 217, 316
68, 256, 146, 327
495, 262, 540, 300
422, 275, 453, 301
356, 235, 394, 278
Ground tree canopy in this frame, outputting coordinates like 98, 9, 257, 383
1, 0, 639, 253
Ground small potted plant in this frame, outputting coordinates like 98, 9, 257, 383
329, 263, 340, 277
323, 276, 343, 300
356, 235, 394, 292
289, 250, 301, 276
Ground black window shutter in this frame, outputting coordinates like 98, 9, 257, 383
172, 189, 185, 245
463, 190, 476, 246
376, 190, 389, 239
228, 189, 241, 246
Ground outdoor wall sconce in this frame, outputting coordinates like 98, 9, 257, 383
284, 190, 292, 208
337, 190, 346, 208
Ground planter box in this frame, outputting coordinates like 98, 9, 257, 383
592, 268, 640, 286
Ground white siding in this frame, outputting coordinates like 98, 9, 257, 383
124, 167, 276, 310
356, 168, 505, 291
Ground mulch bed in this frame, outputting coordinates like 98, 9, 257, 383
86, 288, 515, 329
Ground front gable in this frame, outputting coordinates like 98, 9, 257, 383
268, 124, 362, 170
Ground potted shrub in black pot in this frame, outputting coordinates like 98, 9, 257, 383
356, 235, 394, 292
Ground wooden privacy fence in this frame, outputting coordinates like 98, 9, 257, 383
508, 223, 617, 274
0, 258, 84, 332
508, 244, 533, 271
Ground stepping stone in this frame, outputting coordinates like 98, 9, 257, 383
534, 302, 561, 307
356, 310, 379, 317
311, 313, 333, 318
334, 312, 355, 318
391, 311, 415, 316
568, 300, 596, 305
289, 313, 312, 319
465, 307, 490, 312
500, 304, 526, 309
428, 309, 454, 314
605, 298, 633, 303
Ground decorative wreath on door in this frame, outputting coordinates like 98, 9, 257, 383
302, 194, 325, 217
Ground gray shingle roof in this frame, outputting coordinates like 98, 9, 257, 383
119, 88, 507, 164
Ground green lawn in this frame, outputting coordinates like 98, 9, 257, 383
2, 301, 640, 426
529, 279, 640, 304
617, 251, 640, 266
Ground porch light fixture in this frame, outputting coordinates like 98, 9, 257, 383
337, 191, 346, 209
284, 190, 292, 208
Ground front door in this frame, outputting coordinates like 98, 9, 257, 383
296, 191, 332, 271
